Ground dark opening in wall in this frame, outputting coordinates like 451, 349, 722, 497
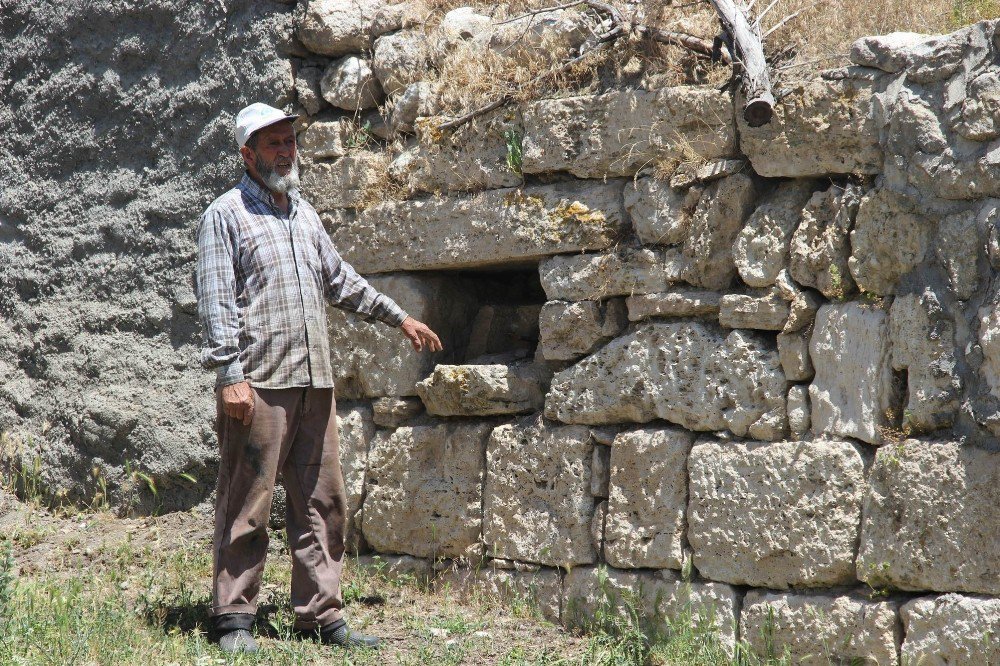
451, 267, 546, 363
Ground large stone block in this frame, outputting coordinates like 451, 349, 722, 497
296, 0, 406, 56
371, 30, 427, 96
809, 302, 895, 445
562, 566, 738, 652
362, 421, 495, 560
436, 564, 562, 623
545, 322, 787, 441
848, 188, 932, 296
733, 180, 816, 288
539, 247, 685, 302
888, 290, 960, 433
332, 181, 625, 273
604, 427, 693, 570
483, 416, 596, 567
859, 440, 1000, 595
328, 274, 480, 398
337, 404, 376, 553
789, 183, 862, 300
901, 594, 1000, 665
521, 87, 736, 178
538, 299, 626, 361
301, 151, 387, 211
688, 438, 869, 588
738, 78, 882, 177
320, 56, 383, 111
626, 289, 721, 321
718, 290, 790, 331
415, 362, 550, 416
741, 590, 900, 666
624, 176, 693, 246
681, 174, 758, 290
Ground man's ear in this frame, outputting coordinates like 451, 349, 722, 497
239, 145, 255, 169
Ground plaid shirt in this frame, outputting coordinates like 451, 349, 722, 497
195, 173, 408, 389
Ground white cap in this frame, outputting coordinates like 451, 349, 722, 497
234, 103, 298, 148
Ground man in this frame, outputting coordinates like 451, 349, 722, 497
195, 102, 442, 654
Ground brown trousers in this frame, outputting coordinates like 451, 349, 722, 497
210, 386, 346, 630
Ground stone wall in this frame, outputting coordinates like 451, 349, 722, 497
3, 1, 1000, 660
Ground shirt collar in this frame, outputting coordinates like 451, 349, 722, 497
238, 172, 301, 215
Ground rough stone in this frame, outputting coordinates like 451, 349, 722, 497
333, 181, 625, 273
591, 500, 607, 557
415, 362, 551, 416
901, 594, 1000, 665
390, 82, 443, 134
545, 322, 788, 440
372, 397, 424, 428
298, 118, 352, 160
336, 404, 376, 553
485, 9, 591, 61
301, 151, 387, 210
936, 209, 980, 300
777, 328, 814, 381
328, 274, 480, 399
438, 565, 562, 623
539, 247, 685, 302
320, 56, 384, 111
434, 7, 492, 51
719, 290, 790, 331
859, 440, 1000, 595
521, 87, 736, 178
849, 32, 938, 72
738, 78, 882, 177
741, 590, 901, 666
538, 299, 627, 361
372, 30, 427, 96
681, 174, 758, 290
483, 416, 596, 567
388, 112, 523, 193
786, 385, 811, 438
789, 183, 862, 300
591, 445, 610, 498
809, 302, 895, 445
888, 290, 960, 433
626, 289, 721, 321
669, 158, 747, 190
296, 0, 405, 56
849, 188, 931, 295
734, 180, 816, 288
956, 70, 1000, 141
562, 567, 738, 652
294, 64, 327, 115
362, 421, 494, 560
464, 303, 542, 361
624, 177, 691, 246
604, 427, 693, 570
355, 553, 434, 585
777, 271, 824, 334
688, 438, 869, 588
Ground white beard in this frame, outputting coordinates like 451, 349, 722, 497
256, 156, 300, 193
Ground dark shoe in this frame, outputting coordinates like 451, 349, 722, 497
319, 619, 380, 649
219, 628, 259, 654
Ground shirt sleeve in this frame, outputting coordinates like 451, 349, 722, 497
317, 230, 409, 327
195, 208, 245, 387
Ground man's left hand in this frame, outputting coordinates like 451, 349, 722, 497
400, 316, 443, 353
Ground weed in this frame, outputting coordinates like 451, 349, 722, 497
504, 128, 523, 174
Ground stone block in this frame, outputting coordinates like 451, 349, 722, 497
372, 30, 427, 96
333, 181, 625, 273
849, 32, 936, 72
521, 87, 736, 178
787, 385, 810, 438
483, 416, 596, 567
809, 302, 895, 445
372, 397, 423, 428
591, 444, 610, 498
849, 188, 932, 296
790, 183, 862, 300
328, 274, 480, 399
301, 151, 387, 211
415, 362, 551, 416
626, 289, 721, 321
362, 421, 494, 560
437, 564, 563, 623
545, 322, 787, 440
464, 303, 542, 361
719, 290, 790, 330
859, 440, 1000, 595
738, 78, 882, 177
741, 590, 900, 666
604, 427, 693, 570
688, 438, 869, 588
681, 174, 758, 290
901, 594, 1000, 665
888, 290, 960, 433
390, 81, 442, 134
337, 404, 376, 553
296, 0, 406, 56
320, 56, 383, 111
777, 328, 814, 381
538, 299, 627, 361
734, 180, 816, 288
294, 65, 327, 116
539, 248, 685, 302
355, 553, 434, 585
624, 176, 691, 246
936, 209, 980, 300
299, 118, 352, 160
669, 158, 747, 190
562, 566, 738, 652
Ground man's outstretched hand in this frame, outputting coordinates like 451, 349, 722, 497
400, 316, 443, 353
221, 380, 255, 425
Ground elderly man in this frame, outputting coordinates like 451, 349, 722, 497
195, 103, 442, 654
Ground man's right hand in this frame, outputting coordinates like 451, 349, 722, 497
222, 381, 255, 425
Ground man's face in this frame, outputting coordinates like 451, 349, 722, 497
241, 120, 299, 193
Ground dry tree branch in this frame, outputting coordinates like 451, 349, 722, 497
643, 26, 731, 63
709, 0, 774, 126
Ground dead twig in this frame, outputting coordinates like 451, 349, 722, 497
762, 1, 823, 39
643, 26, 731, 63
495, 1, 586, 26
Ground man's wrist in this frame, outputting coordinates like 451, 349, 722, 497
216, 360, 245, 388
